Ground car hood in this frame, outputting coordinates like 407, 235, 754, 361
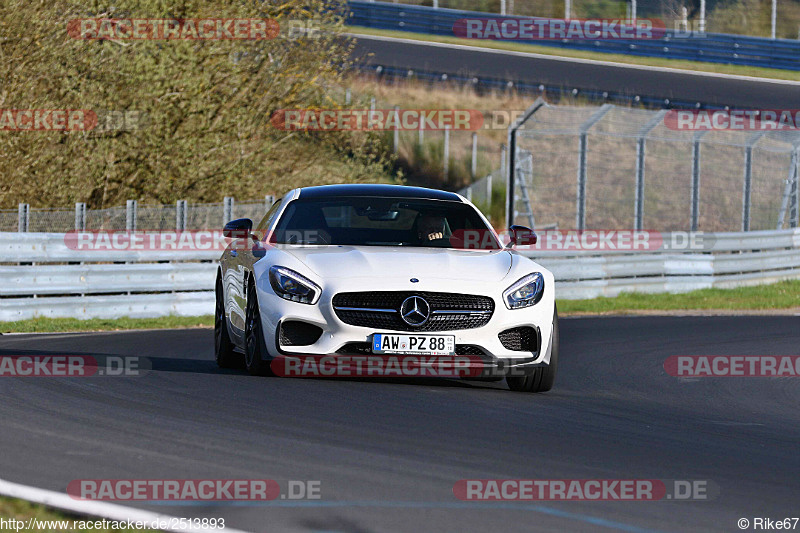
282, 245, 513, 283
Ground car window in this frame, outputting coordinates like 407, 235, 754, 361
270, 196, 500, 249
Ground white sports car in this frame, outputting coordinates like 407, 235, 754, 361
215, 184, 558, 392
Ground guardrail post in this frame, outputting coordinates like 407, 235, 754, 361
126, 200, 137, 231
223, 196, 234, 223
74, 202, 86, 231
345, 88, 351, 106
690, 131, 708, 231
418, 115, 424, 145
487, 174, 493, 208
176, 200, 187, 231
17, 203, 29, 233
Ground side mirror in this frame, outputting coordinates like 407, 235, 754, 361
223, 218, 253, 239
507, 225, 537, 248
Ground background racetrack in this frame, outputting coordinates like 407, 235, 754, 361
1, 316, 799, 532
351, 35, 800, 110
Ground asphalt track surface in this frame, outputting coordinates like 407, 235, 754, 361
351, 35, 800, 110
1, 316, 799, 532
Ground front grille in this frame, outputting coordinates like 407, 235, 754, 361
332, 291, 494, 332
279, 321, 323, 346
498, 326, 538, 352
335, 342, 487, 356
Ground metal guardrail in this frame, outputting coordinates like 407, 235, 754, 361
348, 1, 800, 71
1, 229, 798, 320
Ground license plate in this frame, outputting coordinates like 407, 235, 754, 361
372, 334, 456, 355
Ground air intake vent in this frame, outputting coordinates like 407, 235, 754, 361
279, 321, 323, 347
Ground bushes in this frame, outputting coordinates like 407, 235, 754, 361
0, 0, 395, 209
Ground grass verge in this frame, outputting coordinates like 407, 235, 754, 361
0, 316, 214, 334
558, 279, 800, 315
0, 496, 154, 532
348, 26, 800, 82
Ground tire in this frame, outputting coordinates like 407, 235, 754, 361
507, 305, 559, 393
214, 274, 239, 369
244, 279, 274, 376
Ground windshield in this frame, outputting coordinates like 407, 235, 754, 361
269, 196, 501, 250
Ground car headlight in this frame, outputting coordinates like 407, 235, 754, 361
503, 272, 545, 310
268, 266, 321, 305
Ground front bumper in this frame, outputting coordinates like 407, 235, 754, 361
254, 272, 556, 372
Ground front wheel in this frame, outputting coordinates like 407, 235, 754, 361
245, 280, 274, 376
215, 275, 239, 369
507, 305, 559, 393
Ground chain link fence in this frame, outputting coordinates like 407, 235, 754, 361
510, 101, 800, 232
1, 197, 275, 232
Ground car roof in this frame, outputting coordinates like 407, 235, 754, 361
297, 184, 463, 202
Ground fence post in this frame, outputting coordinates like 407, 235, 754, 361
176, 200, 187, 231
690, 131, 707, 231
17, 203, 29, 233
74, 202, 86, 231
126, 200, 137, 231
634, 138, 646, 230
576, 104, 612, 230
487, 174, 493, 208
443, 125, 450, 180
223, 196, 234, 223
393, 106, 400, 154
471, 132, 478, 180
777, 151, 797, 230
792, 147, 800, 228
500, 144, 507, 188
634, 110, 666, 230
345, 88, 351, 106
265, 195, 275, 211
418, 116, 424, 146
742, 132, 764, 232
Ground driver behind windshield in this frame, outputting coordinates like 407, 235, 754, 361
417, 214, 449, 243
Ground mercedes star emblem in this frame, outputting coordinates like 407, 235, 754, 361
400, 296, 431, 327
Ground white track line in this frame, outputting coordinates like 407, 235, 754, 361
0, 478, 250, 533
349, 32, 800, 86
